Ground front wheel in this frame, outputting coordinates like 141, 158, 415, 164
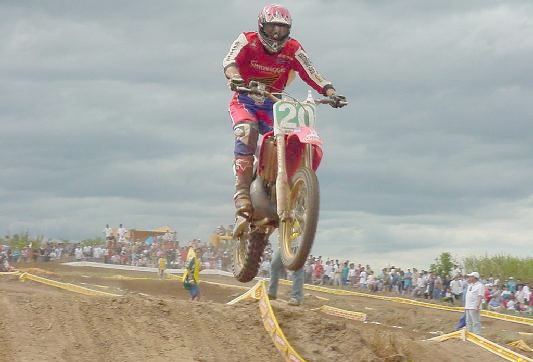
232, 231, 268, 283
279, 167, 319, 271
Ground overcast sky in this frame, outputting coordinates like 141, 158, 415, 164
1, 0, 532, 270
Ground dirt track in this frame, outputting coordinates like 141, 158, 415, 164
1, 263, 532, 362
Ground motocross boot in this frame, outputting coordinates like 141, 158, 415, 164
233, 155, 254, 237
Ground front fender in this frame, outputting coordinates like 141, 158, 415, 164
291, 126, 323, 145
286, 132, 323, 182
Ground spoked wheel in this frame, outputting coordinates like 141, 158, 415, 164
279, 167, 319, 270
232, 231, 268, 282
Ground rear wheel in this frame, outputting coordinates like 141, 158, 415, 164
279, 167, 319, 270
232, 231, 268, 282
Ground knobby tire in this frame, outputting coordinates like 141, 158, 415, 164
232, 231, 268, 283
280, 167, 319, 271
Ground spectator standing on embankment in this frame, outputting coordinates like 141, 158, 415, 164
268, 248, 304, 306
450, 275, 464, 306
465, 271, 484, 335
117, 224, 127, 244
103, 224, 113, 241
183, 246, 201, 301
158, 256, 167, 280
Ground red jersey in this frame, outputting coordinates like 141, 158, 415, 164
223, 32, 333, 95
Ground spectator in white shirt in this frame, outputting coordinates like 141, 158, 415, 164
333, 262, 342, 286
117, 224, 127, 243
348, 264, 357, 287
515, 285, 526, 304
412, 272, 427, 298
523, 282, 531, 301
74, 247, 83, 261
103, 224, 113, 241
450, 275, 464, 306
323, 261, 332, 285
464, 271, 484, 335
359, 267, 367, 289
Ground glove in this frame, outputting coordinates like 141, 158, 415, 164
229, 76, 245, 91
329, 94, 347, 108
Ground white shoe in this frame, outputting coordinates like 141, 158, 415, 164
288, 297, 301, 306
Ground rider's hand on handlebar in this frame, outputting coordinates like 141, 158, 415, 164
229, 76, 245, 91
329, 94, 347, 108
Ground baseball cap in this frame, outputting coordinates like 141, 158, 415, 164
466, 271, 480, 279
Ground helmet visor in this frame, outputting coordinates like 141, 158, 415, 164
263, 23, 290, 40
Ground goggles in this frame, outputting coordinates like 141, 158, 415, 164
263, 23, 290, 40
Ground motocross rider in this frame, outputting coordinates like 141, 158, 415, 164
223, 4, 346, 235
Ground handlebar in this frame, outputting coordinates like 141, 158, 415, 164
236, 82, 348, 107
235, 85, 281, 102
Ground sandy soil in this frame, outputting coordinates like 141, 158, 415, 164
1, 263, 532, 362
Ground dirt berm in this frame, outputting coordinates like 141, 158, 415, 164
1, 264, 531, 362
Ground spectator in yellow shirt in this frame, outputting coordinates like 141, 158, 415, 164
183, 247, 201, 301
158, 256, 167, 280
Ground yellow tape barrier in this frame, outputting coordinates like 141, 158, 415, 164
279, 280, 533, 327
507, 340, 533, 353
19, 272, 122, 297
227, 280, 308, 362
315, 305, 367, 322
0, 271, 22, 275
429, 329, 532, 362
480, 310, 533, 327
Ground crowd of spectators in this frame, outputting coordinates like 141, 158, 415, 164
1, 238, 234, 272
0, 224, 237, 273
0, 242, 76, 265
296, 255, 532, 315
2, 232, 532, 315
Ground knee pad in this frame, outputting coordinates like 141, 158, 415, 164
234, 122, 259, 155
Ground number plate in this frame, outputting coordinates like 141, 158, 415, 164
273, 101, 316, 135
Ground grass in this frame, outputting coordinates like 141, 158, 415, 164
463, 255, 533, 283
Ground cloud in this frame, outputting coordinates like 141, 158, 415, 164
314, 194, 533, 269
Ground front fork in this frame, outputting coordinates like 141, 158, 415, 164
275, 135, 313, 221
275, 134, 289, 221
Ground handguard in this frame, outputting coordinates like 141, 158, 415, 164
329, 94, 347, 108
230, 76, 245, 91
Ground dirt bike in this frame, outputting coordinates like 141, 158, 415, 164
232, 81, 347, 282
